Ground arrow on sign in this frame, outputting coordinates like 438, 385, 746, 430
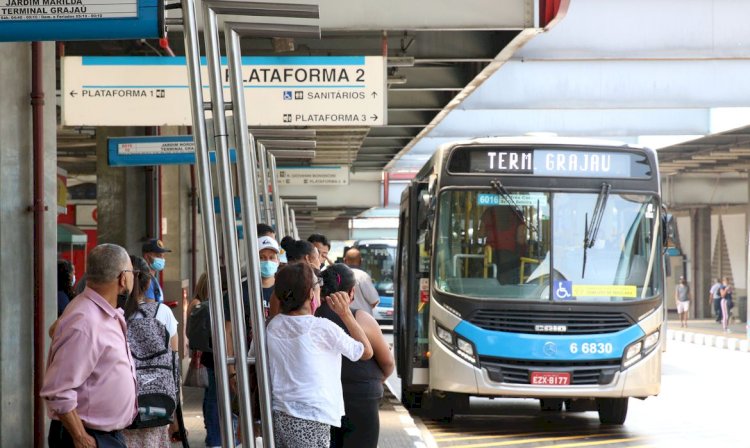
371, 92, 378, 99
69, 90, 78, 97
370, 114, 378, 121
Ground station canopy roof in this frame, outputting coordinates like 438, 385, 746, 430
657, 125, 750, 176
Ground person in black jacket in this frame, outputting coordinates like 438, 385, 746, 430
316, 264, 395, 448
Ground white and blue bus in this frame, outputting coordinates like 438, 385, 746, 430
394, 138, 666, 424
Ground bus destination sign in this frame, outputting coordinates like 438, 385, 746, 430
455, 147, 651, 179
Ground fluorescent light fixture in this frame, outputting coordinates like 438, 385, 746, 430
267, 149, 315, 159
387, 75, 407, 85
387, 56, 415, 67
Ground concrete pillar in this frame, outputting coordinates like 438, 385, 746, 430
0, 42, 57, 446
96, 127, 147, 253
691, 207, 712, 318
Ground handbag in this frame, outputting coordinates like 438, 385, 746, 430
183, 351, 209, 388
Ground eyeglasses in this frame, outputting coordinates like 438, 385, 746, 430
121, 269, 140, 276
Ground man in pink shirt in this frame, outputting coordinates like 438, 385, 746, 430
42, 244, 138, 448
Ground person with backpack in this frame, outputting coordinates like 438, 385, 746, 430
122, 256, 179, 447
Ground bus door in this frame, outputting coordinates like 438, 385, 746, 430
395, 181, 431, 404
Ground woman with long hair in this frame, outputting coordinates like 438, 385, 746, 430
122, 256, 179, 448
317, 263, 395, 448
56, 260, 76, 317
267, 263, 373, 447
269, 239, 322, 319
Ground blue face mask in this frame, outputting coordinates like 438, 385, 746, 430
260, 260, 278, 278
151, 257, 166, 272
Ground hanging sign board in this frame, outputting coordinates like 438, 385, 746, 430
0, 0, 163, 41
63, 55, 387, 127
107, 136, 240, 166
277, 166, 349, 186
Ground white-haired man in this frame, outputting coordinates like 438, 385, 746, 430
42, 244, 138, 448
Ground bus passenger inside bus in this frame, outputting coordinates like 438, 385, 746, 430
478, 206, 527, 284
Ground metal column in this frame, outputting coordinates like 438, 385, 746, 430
258, 142, 273, 226
269, 154, 286, 238
179, 0, 234, 445
179, 1, 320, 446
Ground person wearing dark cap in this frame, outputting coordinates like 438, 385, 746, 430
142, 238, 171, 304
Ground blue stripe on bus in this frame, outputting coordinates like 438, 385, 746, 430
453, 320, 645, 361
378, 296, 393, 308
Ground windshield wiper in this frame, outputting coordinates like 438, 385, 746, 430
582, 183, 611, 278
490, 180, 529, 228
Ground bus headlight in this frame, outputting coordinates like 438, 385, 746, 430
623, 341, 642, 367
436, 324, 454, 346
456, 337, 477, 364
643, 330, 660, 352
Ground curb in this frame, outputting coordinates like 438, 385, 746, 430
668, 329, 749, 352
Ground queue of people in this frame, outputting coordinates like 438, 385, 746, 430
43, 226, 394, 448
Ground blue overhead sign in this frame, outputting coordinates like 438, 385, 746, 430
0, 0, 163, 42
108, 136, 237, 167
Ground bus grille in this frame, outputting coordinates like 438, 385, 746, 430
479, 356, 622, 385
467, 310, 633, 335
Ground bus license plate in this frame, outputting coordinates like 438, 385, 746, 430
530, 372, 570, 386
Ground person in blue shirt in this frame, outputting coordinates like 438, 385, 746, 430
142, 238, 171, 303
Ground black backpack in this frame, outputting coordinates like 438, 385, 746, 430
127, 302, 178, 429
187, 301, 212, 353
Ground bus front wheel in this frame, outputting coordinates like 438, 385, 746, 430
401, 388, 423, 410
596, 398, 628, 425
425, 392, 468, 422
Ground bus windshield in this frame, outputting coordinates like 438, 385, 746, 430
435, 189, 661, 303
356, 243, 396, 297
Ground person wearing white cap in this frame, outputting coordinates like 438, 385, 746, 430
258, 236, 280, 316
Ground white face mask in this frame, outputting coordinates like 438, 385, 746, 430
71, 275, 76, 287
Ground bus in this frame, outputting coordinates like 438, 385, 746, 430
352, 239, 397, 324
394, 138, 666, 424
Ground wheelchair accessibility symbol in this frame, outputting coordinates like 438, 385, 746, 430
553, 280, 574, 301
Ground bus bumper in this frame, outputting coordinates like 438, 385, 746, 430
429, 337, 661, 398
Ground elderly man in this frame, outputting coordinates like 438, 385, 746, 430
42, 244, 137, 448
344, 248, 380, 316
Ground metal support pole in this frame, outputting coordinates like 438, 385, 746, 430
180, 0, 234, 445
290, 208, 299, 239
284, 202, 292, 239
259, 143, 273, 226
226, 27, 275, 447
269, 154, 286, 237
203, 6, 255, 448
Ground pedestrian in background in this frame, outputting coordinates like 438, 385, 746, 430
709, 278, 722, 323
42, 244, 137, 448
57, 259, 76, 317
720, 277, 733, 333
344, 248, 380, 316
674, 275, 691, 328
142, 238, 171, 303
308, 233, 333, 268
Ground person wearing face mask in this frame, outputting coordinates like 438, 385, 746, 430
142, 238, 171, 304
258, 236, 280, 316
269, 239, 321, 319
267, 263, 373, 447
42, 244, 138, 448
121, 256, 179, 447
